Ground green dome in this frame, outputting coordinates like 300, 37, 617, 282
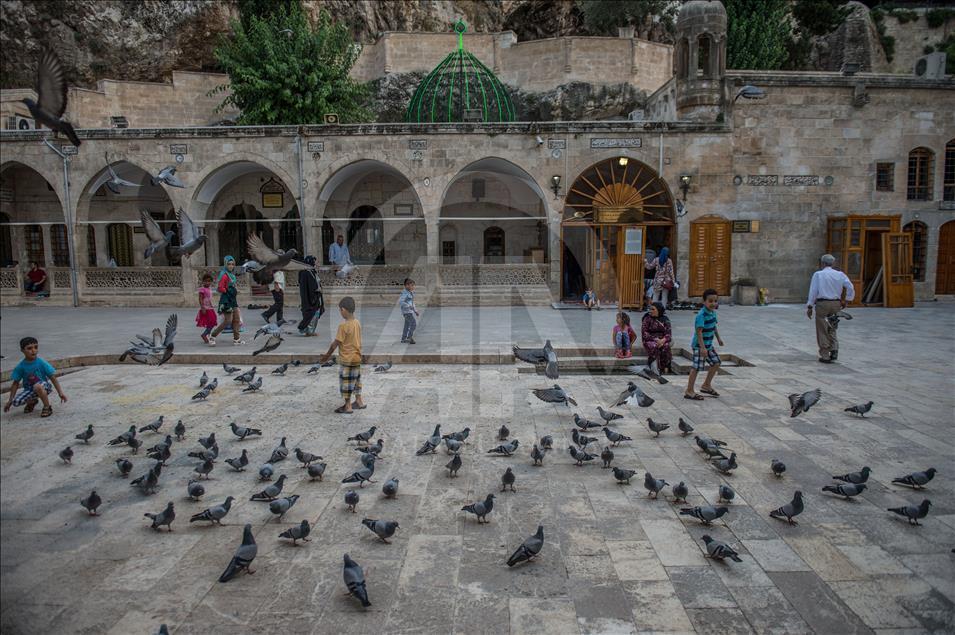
406, 20, 516, 123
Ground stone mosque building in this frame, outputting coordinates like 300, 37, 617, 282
0, 0, 952, 308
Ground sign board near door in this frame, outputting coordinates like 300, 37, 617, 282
624, 227, 643, 254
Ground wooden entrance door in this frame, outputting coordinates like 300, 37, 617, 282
936, 221, 955, 294
882, 232, 914, 307
688, 217, 731, 297
827, 215, 903, 305
617, 225, 646, 309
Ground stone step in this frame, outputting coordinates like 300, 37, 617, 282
427, 285, 554, 306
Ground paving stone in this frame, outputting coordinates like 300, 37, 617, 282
729, 586, 813, 634
667, 566, 738, 609
768, 571, 873, 635
621, 580, 694, 633
684, 608, 756, 634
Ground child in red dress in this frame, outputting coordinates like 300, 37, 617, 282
196, 274, 218, 345
612, 312, 637, 358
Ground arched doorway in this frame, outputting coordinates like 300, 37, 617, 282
220, 204, 272, 263
484, 226, 505, 263
561, 156, 675, 307
0, 162, 65, 290
347, 205, 385, 265
0, 212, 13, 266
280, 207, 303, 254
937, 221, 955, 295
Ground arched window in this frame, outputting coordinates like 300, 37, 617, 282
907, 147, 934, 201
25, 224, 44, 265
944, 139, 954, 202
50, 224, 70, 266
677, 38, 689, 78
280, 207, 303, 254
107, 223, 133, 266
484, 226, 505, 263
903, 221, 928, 282
0, 213, 12, 265
697, 35, 712, 78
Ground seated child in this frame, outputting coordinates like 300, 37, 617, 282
582, 287, 599, 310
612, 312, 637, 358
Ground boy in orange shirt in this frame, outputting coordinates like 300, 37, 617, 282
319, 296, 366, 414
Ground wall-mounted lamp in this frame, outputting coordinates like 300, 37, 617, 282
550, 175, 562, 199
679, 174, 692, 201
618, 156, 629, 167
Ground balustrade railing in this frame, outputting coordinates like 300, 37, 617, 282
439, 263, 549, 286
0, 268, 18, 289
85, 267, 183, 290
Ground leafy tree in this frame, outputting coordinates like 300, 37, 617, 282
237, 0, 302, 30
212, 7, 371, 125
791, 0, 851, 36
725, 0, 791, 70
577, 0, 677, 39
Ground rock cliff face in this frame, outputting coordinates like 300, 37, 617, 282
809, 1, 889, 73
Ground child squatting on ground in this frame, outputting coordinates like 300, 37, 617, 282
613, 312, 637, 358
319, 296, 366, 414
685, 288, 724, 400
4, 336, 68, 417
399, 278, 419, 344
196, 273, 218, 344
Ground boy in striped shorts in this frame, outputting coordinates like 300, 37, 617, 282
319, 296, 366, 414
685, 288, 724, 400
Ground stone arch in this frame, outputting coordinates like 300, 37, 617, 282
0, 161, 67, 269
563, 156, 676, 224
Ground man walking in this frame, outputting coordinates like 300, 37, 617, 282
298, 256, 323, 337
806, 254, 854, 363
261, 270, 285, 325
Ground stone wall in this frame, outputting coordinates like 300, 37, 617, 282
880, 8, 955, 75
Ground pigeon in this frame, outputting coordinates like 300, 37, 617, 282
139, 416, 164, 434
100, 153, 144, 194
382, 477, 399, 498
250, 474, 287, 501
233, 367, 257, 384
603, 427, 632, 446
701, 444, 728, 459
416, 438, 440, 456
223, 363, 241, 374
269, 438, 289, 463
116, 457, 133, 477
244, 232, 309, 285
356, 438, 384, 457
825, 310, 853, 329
844, 401, 874, 417
600, 446, 614, 468
568, 445, 596, 466
341, 462, 376, 488
192, 385, 213, 401
357, 451, 379, 469
343, 554, 371, 607
769, 491, 805, 525
540, 435, 553, 450
206, 378, 219, 392
295, 448, 322, 467
58, 446, 73, 464
140, 210, 174, 260
680, 505, 730, 525
307, 364, 321, 374
597, 406, 623, 423
320, 357, 336, 367
771, 459, 786, 477
75, 424, 95, 444
718, 484, 736, 504
174, 420, 186, 440
788, 389, 821, 417
22, 47, 82, 146
146, 439, 172, 465
362, 518, 400, 543
498, 424, 510, 441
672, 481, 689, 503
279, 520, 311, 545
271, 363, 290, 376
532, 384, 577, 406
269, 495, 300, 520
348, 426, 377, 445
446, 453, 462, 477
647, 418, 670, 437
344, 490, 360, 512
242, 377, 263, 393
833, 467, 871, 485
258, 464, 274, 481
887, 499, 932, 526
151, 165, 185, 188
644, 473, 669, 499
127, 437, 143, 454
218, 524, 257, 582
169, 208, 206, 258
695, 434, 728, 449
713, 453, 738, 475
374, 361, 393, 373
194, 458, 215, 479
488, 439, 520, 456
678, 418, 694, 436
107, 425, 138, 447
611, 382, 654, 408
80, 490, 102, 515
572, 429, 597, 448
507, 525, 544, 567
230, 422, 262, 440
188, 444, 218, 462
573, 414, 603, 430
531, 444, 544, 466
892, 469, 936, 490
443, 427, 471, 443
144, 502, 175, 531
444, 437, 463, 454
132, 464, 161, 495
198, 372, 208, 388
822, 483, 867, 500
225, 450, 250, 472
701, 535, 742, 562
186, 479, 205, 501
461, 494, 495, 523
627, 362, 669, 384
612, 467, 637, 484
307, 462, 327, 480
501, 467, 517, 492
513, 340, 559, 379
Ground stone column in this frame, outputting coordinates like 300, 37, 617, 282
41, 226, 53, 268
425, 218, 440, 289
94, 224, 109, 266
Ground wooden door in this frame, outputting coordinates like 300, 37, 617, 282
936, 221, 955, 294
882, 232, 914, 307
617, 225, 646, 309
689, 218, 731, 296
595, 225, 619, 304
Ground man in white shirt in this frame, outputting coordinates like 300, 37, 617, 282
328, 234, 351, 267
806, 254, 855, 363
261, 269, 286, 325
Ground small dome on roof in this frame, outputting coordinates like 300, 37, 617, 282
677, 0, 727, 29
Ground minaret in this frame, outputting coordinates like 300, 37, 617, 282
673, 0, 727, 122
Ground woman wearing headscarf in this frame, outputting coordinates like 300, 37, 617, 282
209, 256, 244, 345
641, 301, 672, 373
651, 246, 674, 305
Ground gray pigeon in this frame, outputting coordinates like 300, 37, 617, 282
507, 525, 544, 567
362, 518, 400, 543
344, 490, 360, 512
242, 377, 263, 393
174, 420, 186, 441
644, 472, 669, 498
488, 439, 520, 456
627, 361, 669, 384
245, 232, 309, 285
307, 462, 327, 480
574, 414, 603, 430
788, 389, 821, 417
120, 313, 177, 367
341, 462, 376, 488
223, 363, 241, 374
219, 524, 257, 582
194, 458, 215, 479
611, 382, 654, 408
445, 437, 463, 454
279, 520, 311, 545
769, 491, 804, 525
140, 210, 174, 259
295, 448, 322, 467
572, 429, 597, 448
307, 364, 321, 374
258, 463, 274, 480
382, 477, 399, 498
833, 467, 871, 485
151, 165, 185, 188
348, 426, 377, 445
170, 208, 206, 258
116, 457, 133, 477
678, 418, 694, 436
680, 505, 729, 525
613, 467, 637, 484
461, 494, 495, 523
446, 453, 462, 477
127, 437, 143, 454
718, 484, 736, 504
230, 422, 262, 441
603, 427, 632, 446
75, 424, 95, 444
892, 468, 936, 489
80, 490, 101, 516
186, 479, 205, 501
442, 427, 471, 443
269, 437, 289, 463
532, 384, 577, 406
59, 446, 73, 464
374, 361, 393, 372
597, 406, 623, 423
531, 444, 544, 466
269, 494, 300, 520
568, 445, 596, 466
198, 432, 216, 450
199, 372, 208, 388
701, 535, 742, 562
844, 401, 874, 417
131, 463, 162, 495
190, 496, 234, 525
357, 452, 378, 469
498, 424, 510, 441
701, 444, 728, 460
771, 459, 786, 477
712, 453, 738, 475
139, 416, 164, 434
695, 434, 728, 449
102, 154, 144, 193
251, 474, 287, 501
107, 425, 137, 446
22, 47, 82, 146
600, 446, 614, 468
647, 418, 670, 437
188, 444, 218, 462
233, 367, 257, 384
191, 385, 213, 401
144, 502, 175, 531
887, 499, 931, 526
225, 450, 250, 472
672, 481, 689, 503
272, 363, 290, 376
501, 467, 517, 492
513, 340, 559, 379
343, 554, 371, 607
540, 435, 553, 450
822, 482, 867, 500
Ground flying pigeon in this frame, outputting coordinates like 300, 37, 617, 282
771, 459, 786, 477
892, 468, 936, 489
718, 484, 736, 504
234, 367, 257, 384
140, 209, 175, 260
269, 438, 289, 463
611, 382, 654, 408
532, 384, 577, 406
844, 401, 874, 417
887, 499, 932, 526
223, 363, 241, 374
513, 340, 559, 379
120, 314, 177, 366
344, 490, 360, 512
225, 450, 250, 472
627, 361, 669, 384
788, 389, 821, 417
80, 490, 101, 515
825, 310, 853, 329
151, 165, 185, 188
307, 462, 327, 480
252, 333, 283, 356
600, 446, 614, 468
279, 520, 311, 545
612, 467, 637, 484
531, 444, 544, 466
647, 418, 670, 437
573, 414, 603, 430
501, 467, 517, 492
269, 494, 300, 521
597, 406, 623, 423
58, 446, 73, 464
116, 457, 133, 477
507, 525, 544, 567
644, 473, 668, 498
833, 467, 871, 485
169, 208, 206, 259
713, 453, 738, 475
672, 481, 689, 503
603, 427, 632, 446
144, 501, 175, 531
680, 505, 729, 525
374, 361, 393, 373
139, 416, 164, 434
362, 518, 400, 543
343, 554, 371, 607
822, 482, 867, 499
487, 439, 520, 456
186, 479, 205, 501
23, 47, 82, 146
461, 494, 495, 523
382, 477, 399, 498
101, 153, 144, 194
678, 418, 694, 436
446, 453, 462, 477
250, 474, 288, 501
219, 524, 257, 582
701, 535, 742, 562
769, 491, 805, 525
75, 424, 95, 444
348, 426, 377, 445
244, 232, 309, 285
568, 445, 596, 466
258, 464, 274, 480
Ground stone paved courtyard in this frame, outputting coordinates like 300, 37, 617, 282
1, 304, 954, 634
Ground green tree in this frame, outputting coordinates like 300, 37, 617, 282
237, 0, 302, 29
725, 0, 791, 70
212, 7, 371, 125
577, 0, 677, 39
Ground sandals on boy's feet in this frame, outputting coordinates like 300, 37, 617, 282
23, 399, 38, 413
700, 387, 720, 397
40, 405, 53, 418
683, 393, 704, 401
334, 406, 353, 414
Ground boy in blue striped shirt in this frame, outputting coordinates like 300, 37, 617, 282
685, 288, 724, 400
